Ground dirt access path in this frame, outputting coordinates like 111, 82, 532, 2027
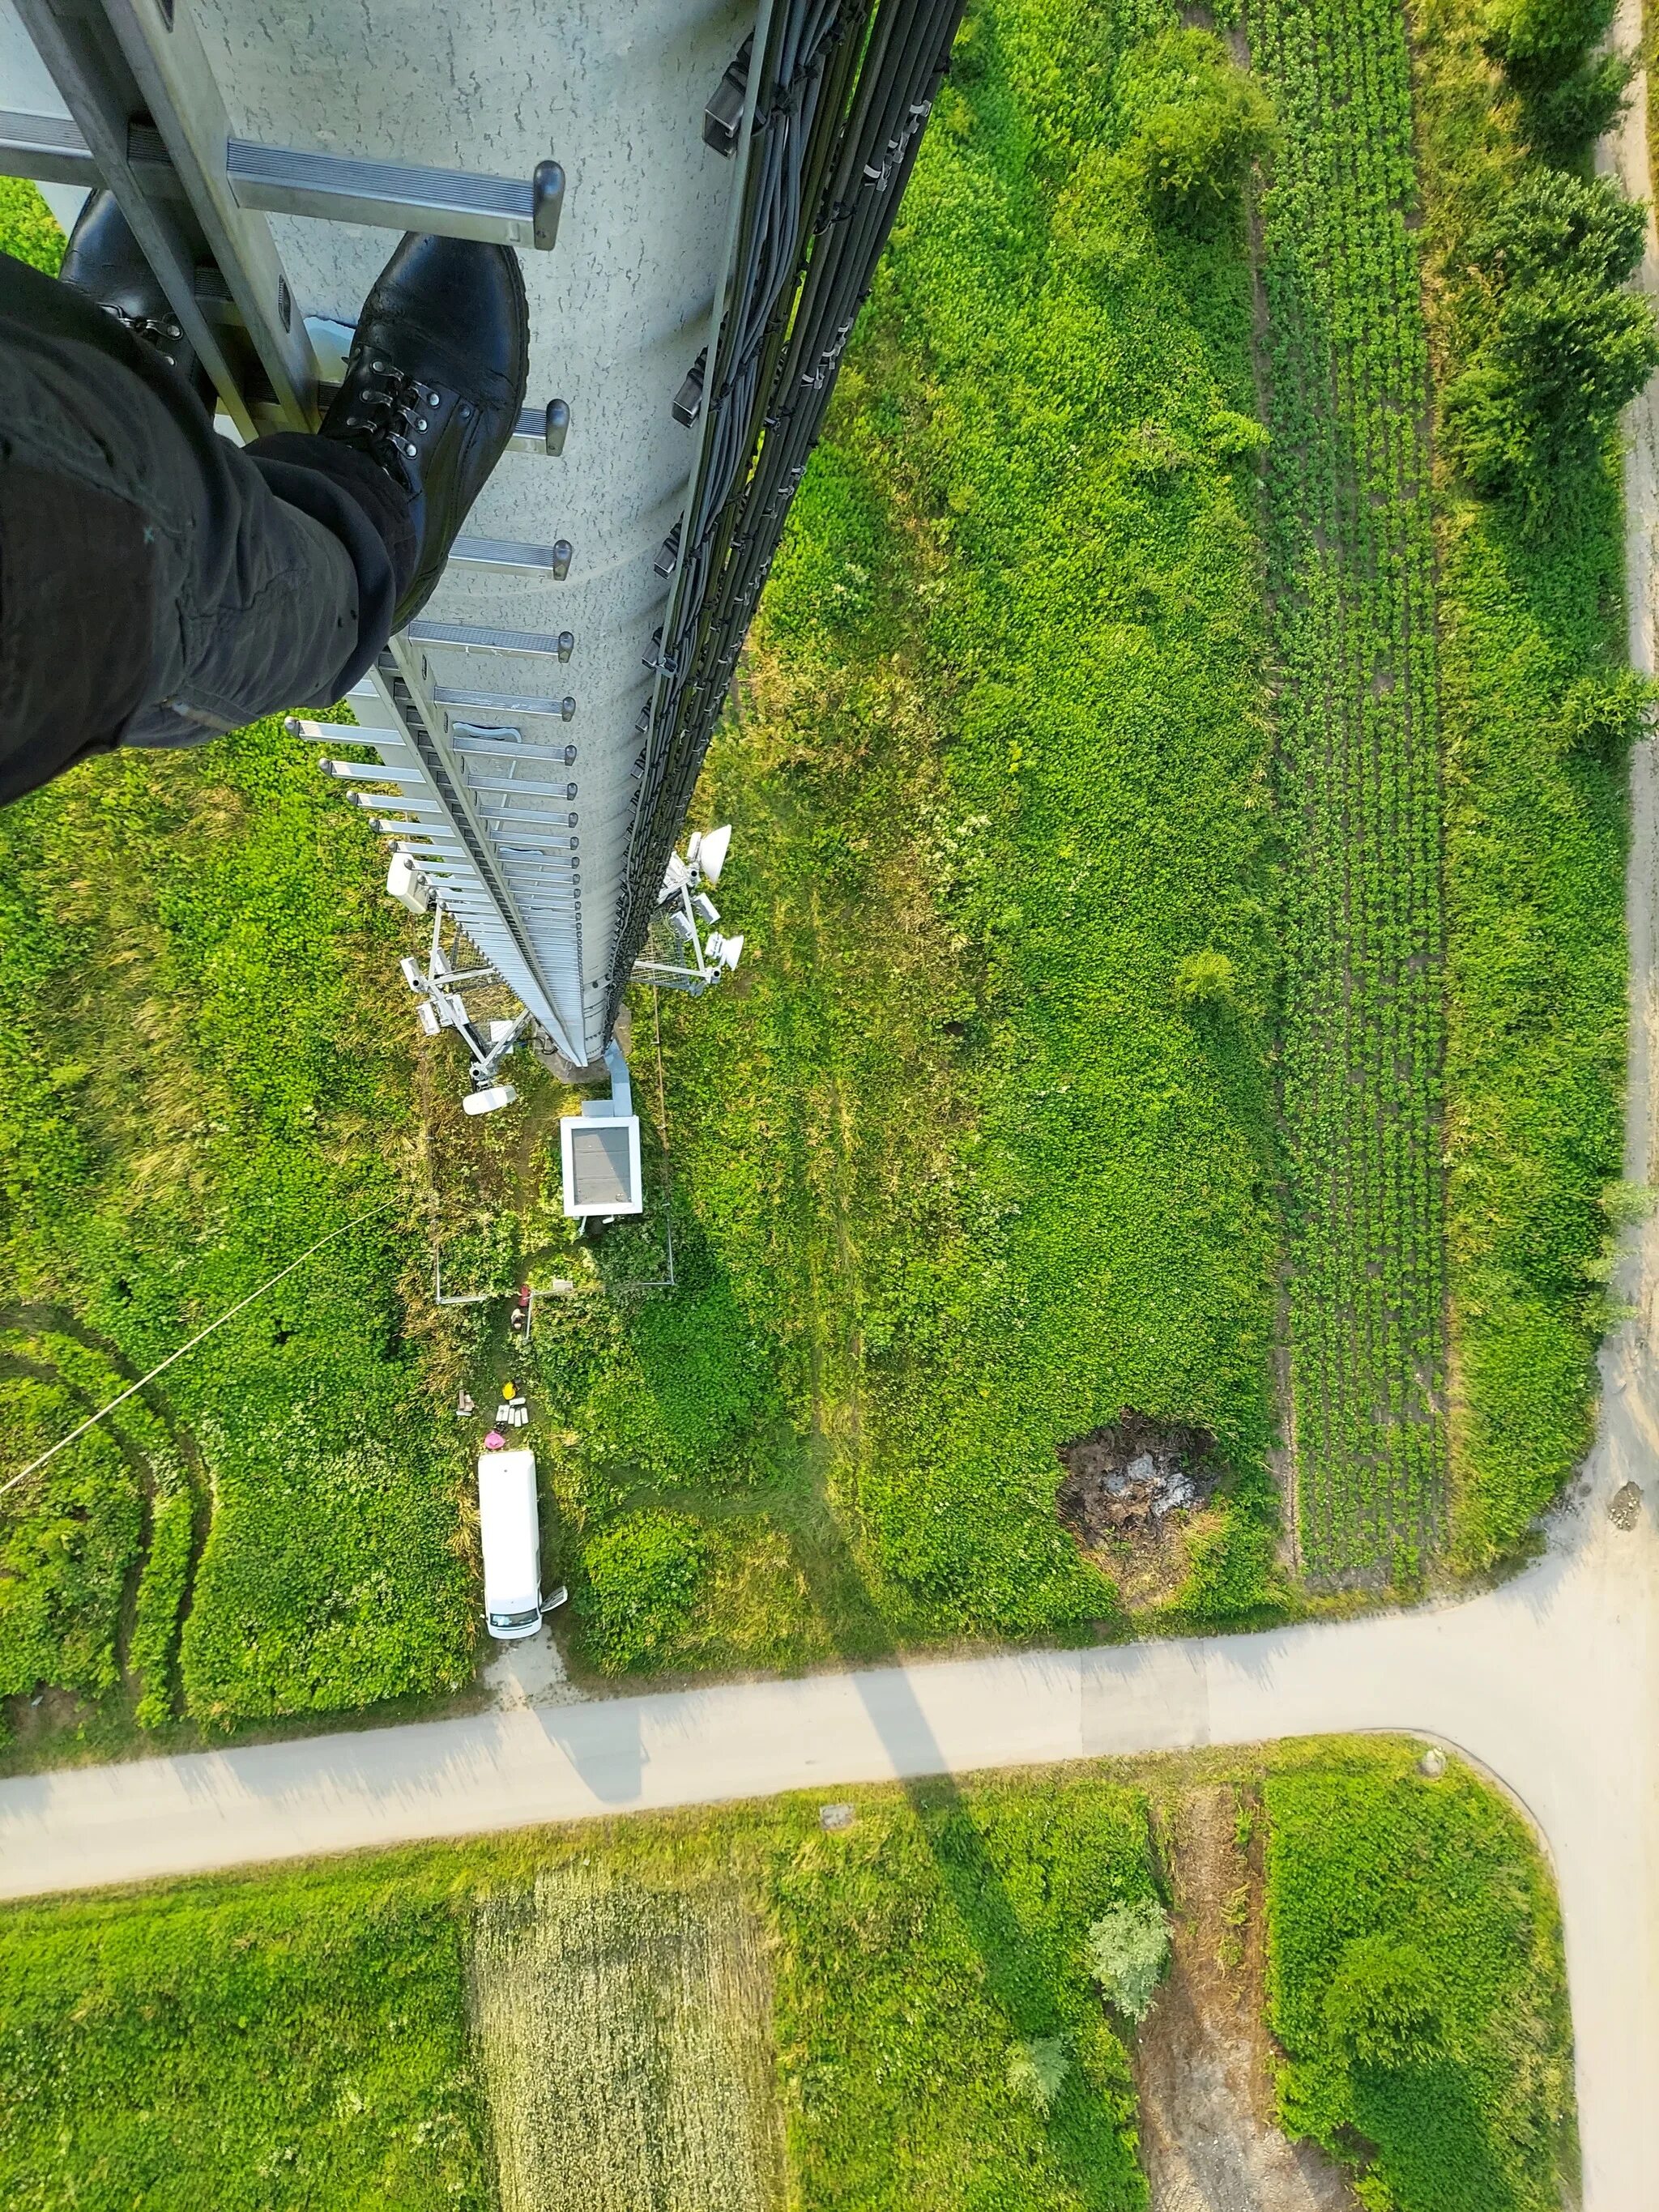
1134, 1784, 1358, 2212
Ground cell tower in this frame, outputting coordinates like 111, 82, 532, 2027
2, 0, 965, 1207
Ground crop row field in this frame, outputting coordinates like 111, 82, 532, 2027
0, 1741, 1575, 2210
1252, 0, 1449, 1582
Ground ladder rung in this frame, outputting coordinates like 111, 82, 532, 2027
508, 401, 571, 455
407, 620, 571, 657
320, 761, 429, 783
464, 778, 577, 799
225, 142, 564, 250
0, 108, 99, 188
452, 738, 575, 761
449, 537, 573, 577
286, 714, 404, 744
437, 687, 572, 718
480, 816, 580, 833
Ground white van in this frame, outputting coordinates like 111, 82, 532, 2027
477, 1447, 567, 1640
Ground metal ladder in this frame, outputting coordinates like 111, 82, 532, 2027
2, 0, 965, 1104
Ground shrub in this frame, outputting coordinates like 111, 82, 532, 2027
1322, 1933, 1441, 2067
1004, 2035, 1070, 2112
578, 1510, 707, 1673
1441, 172, 1659, 501
1265, 1747, 1574, 2207
1173, 946, 1238, 1007
1520, 54, 1632, 164
1482, 0, 1616, 79
1482, 0, 1631, 164
1208, 407, 1270, 463
1114, 29, 1277, 230
1554, 667, 1653, 763
1085, 1895, 1171, 2021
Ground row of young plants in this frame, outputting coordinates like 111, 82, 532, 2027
1251, 0, 1451, 1583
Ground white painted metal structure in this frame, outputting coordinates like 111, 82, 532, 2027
1, 0, 965, 1084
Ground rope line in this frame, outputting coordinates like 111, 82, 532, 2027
0, 1200, 398, 1499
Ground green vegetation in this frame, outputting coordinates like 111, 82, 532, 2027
0, 0, 1644, 1724
1442, 170, 1659, 501
0, 1370, 136, 1706
1482, 0, 1632, 164
0, 177, 62, 273
0, 190, 476, 1746
537, 0, 1287, 1662
0, 1860, 490, 2210
470, 1867, 782, 2211
1111, 27, 1277, 228
1266, 1740, 1576, 2210
0, 1741, 1576, 2209
0, 1767, 1162, 2212
0, 706, 477, 1739
1253, 0, 1448, 1581
1085, 1894, 1173, 2022
1413, 0, 1645, 1566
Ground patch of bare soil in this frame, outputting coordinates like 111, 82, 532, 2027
1057, 1411, 1223, 1609
1134, 1786, 1360, 2212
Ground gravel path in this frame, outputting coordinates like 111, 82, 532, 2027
2, 22, 1659, 2212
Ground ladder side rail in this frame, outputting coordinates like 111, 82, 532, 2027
377, 639, 586, 1066
80, 0, 318, 422
12, 0, 271, 436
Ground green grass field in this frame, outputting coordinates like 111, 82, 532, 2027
539, 0, 1288, 1667
1266, 1741, 1577, 2210
1411, 0, 1639, 1572
0, 0, 1642, 1733
0, 1742, 1574, 2210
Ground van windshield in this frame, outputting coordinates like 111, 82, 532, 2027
489, 1607, 540, 1630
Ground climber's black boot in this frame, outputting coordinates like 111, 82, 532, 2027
57, 190, 216, 413
318, 232, 529, 630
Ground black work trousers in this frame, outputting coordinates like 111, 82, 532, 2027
0, 246, 414, 806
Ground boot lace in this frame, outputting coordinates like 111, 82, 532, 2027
340, 358, 427, 489
107, 305, 186, 365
